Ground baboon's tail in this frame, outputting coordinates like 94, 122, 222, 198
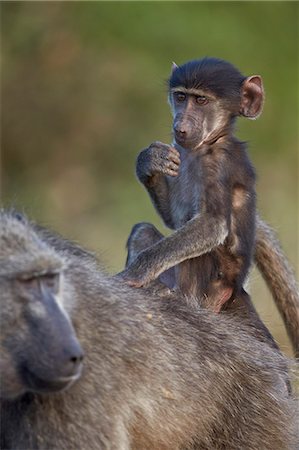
255, 216, 299, 358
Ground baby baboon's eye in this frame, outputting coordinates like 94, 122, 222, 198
196, 96, 209, 106
174, 92, 186, 102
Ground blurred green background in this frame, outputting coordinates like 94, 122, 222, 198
1, 2, 298, 355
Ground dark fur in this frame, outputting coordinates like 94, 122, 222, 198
118, 58, 273, 340
169, 57, 246, 102
119, 58, 260, 303
118, 58, 299, 356
1, 211, 298, 449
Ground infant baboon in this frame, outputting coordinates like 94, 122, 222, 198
0, 211, 298, 450
121, 58, 299, 357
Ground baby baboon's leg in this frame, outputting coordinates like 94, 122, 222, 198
126, 222, 175, 289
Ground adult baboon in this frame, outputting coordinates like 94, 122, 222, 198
0, 211, 298, 450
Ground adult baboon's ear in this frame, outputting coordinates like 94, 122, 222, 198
240, 75, 264, 119
171, 62, 178, 74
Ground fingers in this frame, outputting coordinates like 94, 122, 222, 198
144, 141, 181, 178
161, 163, 179, 177
164, 169, 179, 177
151, 141, 180, 162
150, 142, 181, 177
125, 279, 144, 288
167, 147, 181, 164
165, 157, 180, 177
114, 271, 145, 288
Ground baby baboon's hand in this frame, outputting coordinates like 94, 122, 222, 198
115, 269, 148, 288
115, 254, 157, 288
136, 141, 180, 180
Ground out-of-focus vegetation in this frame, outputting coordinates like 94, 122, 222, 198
1, 2, 298, 355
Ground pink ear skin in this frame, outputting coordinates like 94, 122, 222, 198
240, 75, 264, 119
171, 62, 178, 74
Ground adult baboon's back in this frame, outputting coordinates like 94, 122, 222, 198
0, 212, 298, 450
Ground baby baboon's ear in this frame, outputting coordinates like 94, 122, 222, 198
240, 75, 264, 119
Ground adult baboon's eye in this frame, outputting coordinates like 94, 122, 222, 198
174, 92, 186, 102
41, 273, 60, 293
19, 277, 39, 290
196, 96, 209, 105
17, 273, 60, 296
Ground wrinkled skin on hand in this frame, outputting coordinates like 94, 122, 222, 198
136, 141, 181, 180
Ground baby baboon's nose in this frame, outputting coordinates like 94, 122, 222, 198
174, 125, 187, 140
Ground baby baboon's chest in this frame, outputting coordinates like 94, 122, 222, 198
168, 155, 202, 229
